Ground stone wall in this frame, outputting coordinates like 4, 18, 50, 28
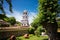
0, 27, 29, 40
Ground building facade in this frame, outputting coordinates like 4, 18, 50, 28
21, 10, 29, 27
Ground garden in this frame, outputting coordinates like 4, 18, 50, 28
16, 34, 48, 40
0, 0, 60, 40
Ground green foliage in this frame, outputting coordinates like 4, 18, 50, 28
31, 0, 60, 37
0, 14, 20, 26
4, 17, 9, 22
37, 0, 60, 39
57, 17, 60, 21
31, 19, 45, 35
38, 0, 60, 24
57, 17, 60, 28
4, 17, 16, 25
0, 14, 10, 27
34, 26, 45, 36
28, 27, 35, 34
8, 17, 16, 25
34, 30, 40, 36
0, 14, 16, 26
0, 14, 7, 20
57, 21, 60, 28
31, 13, 45, 35
31, 13, 44, 30
16, 21, 21, 26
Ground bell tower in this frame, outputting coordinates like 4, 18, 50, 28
21, 10, 29, 27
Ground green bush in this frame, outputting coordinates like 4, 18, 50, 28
34, 30, 40, 36
28, 25, 45, 36
34, 26, 45, 36
57, 22, 60, 28
28, 27, 35, 34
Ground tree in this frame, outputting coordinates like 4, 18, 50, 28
57, 17, 60, 28
0, 14, 7, 20
4, 17, 16, 25
8, 17, 16, 25
31, 14, 45, 35
38, 0, 60, 40
0, 0, 12, 14
16, 21, 21, 26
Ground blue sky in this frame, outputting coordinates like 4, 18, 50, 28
12, 0, 38, 12
3, 0, 38, 12
3, 0, 38, 24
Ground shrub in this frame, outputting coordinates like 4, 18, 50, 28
57, 22, 60, 28
34, 26, 45, 36
28, 27, 35, 34
34, 30, 40, 36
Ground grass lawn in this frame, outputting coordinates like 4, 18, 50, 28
16, 34, 48, 40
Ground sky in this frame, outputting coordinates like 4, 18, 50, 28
0, 0, 60, 24
3, 0, 38, 24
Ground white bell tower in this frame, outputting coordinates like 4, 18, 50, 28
21, 10, 29, 27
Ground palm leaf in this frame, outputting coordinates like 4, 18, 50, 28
0, 0, 5, 14
0, 0, 13, 14
6, 0, 13, 13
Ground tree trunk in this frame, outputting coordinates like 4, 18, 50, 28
42, 21, 58, 40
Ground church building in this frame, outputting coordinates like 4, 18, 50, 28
21, 10, 29, 27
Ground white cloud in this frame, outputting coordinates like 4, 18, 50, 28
6, 10, 37, 24
6, 10, 22, 22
